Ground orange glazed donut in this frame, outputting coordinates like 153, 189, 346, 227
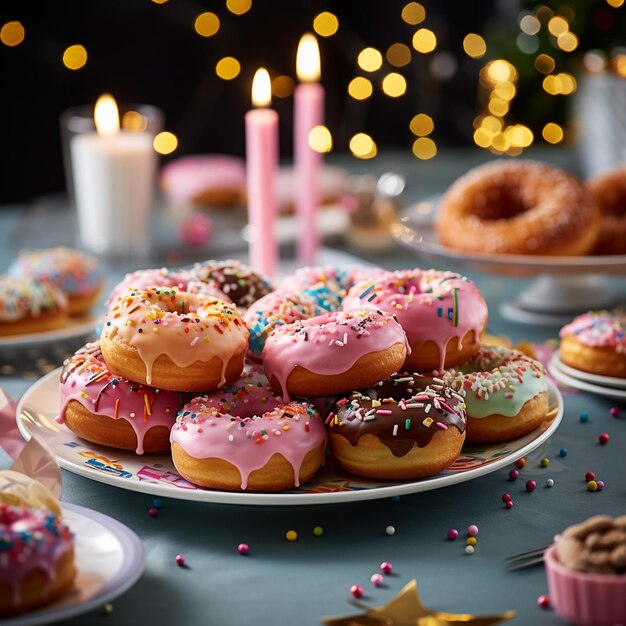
262, 309, 409, 400
327, 374, 466, 479
436, 160, 600, 255
101, 287, 249, 392
587, 165, 626, 255
170, 383, 326, 491
0, 277, 68, 337
559, 310, 626, 378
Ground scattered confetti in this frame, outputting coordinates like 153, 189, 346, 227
286, 530, 298, 542
587, 480, 598, 492
598, 432, 609, 445
515, 457, 526, 469
371, 573, 384, 587
537, 595, 550, 609
152, 498, 163, 508
385, 525, 396, 536
466, 537, 477, 546
467, 524, 479, 537
597, 480, 605, 491
585, 471, 595, 482
102, 603, 114, 615
501, 493, 511, 503
390, 495, 401, 502
380, 561, 393, 575
237, 543, 249, 555
610, 407, 619, 417
313, 526, 324, 537
579, 412, 589, 423
447, 528, 459, 540
546, 479, 555, 488
508, 469, 520, 481
540, 458, 549, 468
525, 480, 537, 492
175, 554, 186, 567
148, 507, 159, 518
559, 448, 567, 457
350, 584, 364, 599
505, 500, 514, 509
465, 545, 475, 555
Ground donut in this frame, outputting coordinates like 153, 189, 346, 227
160, 154, 246, 207
0, 504, 75, 617
587, 165, 626, 255
0, 276, 68, 336
327, 374, 466, 479
58, 342, 188, 454
441, 346, 549, 444
343, 269, 487, 373
186, 259, 274, 309
435, 160, 600, 255
101, 287, 249, 392
9, 246, 103, 315
0, 470, 62, 516
170, 383, 326, 491
262, 309, 409, 400
559, 310, 626, 378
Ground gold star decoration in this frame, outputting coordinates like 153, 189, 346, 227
321, 580, 516, 626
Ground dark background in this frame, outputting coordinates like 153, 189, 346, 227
1, 0, 623, 203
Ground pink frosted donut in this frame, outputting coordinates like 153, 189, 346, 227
58, 342, 187, 454
262, 309, 409, 400
278, 265, 384, 298
170, 384, 326, 491
0, 504, 75, 616
161, 154, 246, 207
343, 270, 488, 373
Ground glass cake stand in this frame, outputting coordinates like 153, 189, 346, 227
393, 198, 626, 326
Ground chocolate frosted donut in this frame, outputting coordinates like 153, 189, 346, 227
327, 374, 466, 479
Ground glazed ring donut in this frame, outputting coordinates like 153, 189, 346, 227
559, 310, 626, 378
442, 346, 549, 444
343, 269, 487, 373
9, 246, 103, 316
170, 383, 326, 491
101, 287, 249, 392
327, 373, 466, 479
587, 165, 626, 255
0, 504, 75, 617
0, 277, 68, 337
59, 342, 188, 454
262, 309, 409, 400
435, 160, 600, 255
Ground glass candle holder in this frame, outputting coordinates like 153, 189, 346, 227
60, 103, 163, 259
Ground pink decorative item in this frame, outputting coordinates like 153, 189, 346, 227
245, 68, 278, 278
545, 545, 626, 626
178, 212, 213, 247
294, 34, 324, 264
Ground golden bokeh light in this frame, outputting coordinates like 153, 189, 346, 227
534, 53, 555, 74
412, 28, 437, 53
535, 6, 555, 22
412, 137, 437, 159
543, 122, 564, 143
615, 55, 626, 77
547, 16, 568, 36
226, 0, 252, 15
151, 0, 169, 4
1, 21, 25, 47
494, 81, 516, 100
194, 12, 220, 37
520, 14, 541, 35
543, 73, 577, 95
607, 0, 624, 6
507, 124, 534, 148
410, 113, 434, 136
401, 2, 426, 25
348, 77, 373, 100
272, 75, 294, 98
473, 128, 492, 148
463, 33, 486, 59
381, 72, 407, 97
491, 132, 510, 153
62, 45, 87, 70
386, 43, 411, 67
313, 12, 338, 37
557, 31, 578, 52
357, 47, 383, 72
308, 125, 333, 153
215, 56, 241, 80
481, 116, 503, 134
154, 131, 178, 155
122, 111, 148, 131
558, 72, 577, 94
486, 59, 514, 82
488, 97, 509, 117
349, 133, 377, 159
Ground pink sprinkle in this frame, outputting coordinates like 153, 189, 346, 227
537, 595, 550, 609
435, 422, 448, 430
447, 528, 459, 541
376, 409, 393, 415
175, 554, 186, 567
610, 407, 619, 417
380, 561, 393, 575
237, 543, 250, 555
350, 584, 364, 599
149, 507, 159, 518
370, 573, 384, 587
467, 524, 478, 537
190, 336, 199, 346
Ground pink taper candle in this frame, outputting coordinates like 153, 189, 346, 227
294, 33, 324, 265
246, 68, 278, 277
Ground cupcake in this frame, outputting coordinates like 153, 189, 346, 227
545, 514, 626, 626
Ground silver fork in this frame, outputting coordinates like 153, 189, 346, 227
506, 543, 553, 570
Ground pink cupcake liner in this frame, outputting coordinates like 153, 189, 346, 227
545, 545, 626, 626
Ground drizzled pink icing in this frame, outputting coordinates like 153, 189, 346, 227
102, 287, 249, 388
170, 384, 326, 489
343, 269, 487, 372
58, 342, 185, 454
560, 310, 626, 353
0, 504, 74, 606
261, 309, 409, 401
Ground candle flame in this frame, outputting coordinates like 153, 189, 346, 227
94, 94, 120, 136
251, 68, 271, 107
296, 33, 321, 82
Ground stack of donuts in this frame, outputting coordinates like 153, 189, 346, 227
0, 246, 103, 336
59, 259, 551, 492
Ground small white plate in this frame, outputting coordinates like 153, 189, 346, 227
551, 350, 626, 389
549, 352, 626, 401
0, 316, 100, 350
16, 369, 563, 506
4, 502, 144, 626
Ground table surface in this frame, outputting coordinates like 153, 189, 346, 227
2, 148, 626, 626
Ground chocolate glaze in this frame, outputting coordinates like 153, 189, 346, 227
329, 374, 466, 457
